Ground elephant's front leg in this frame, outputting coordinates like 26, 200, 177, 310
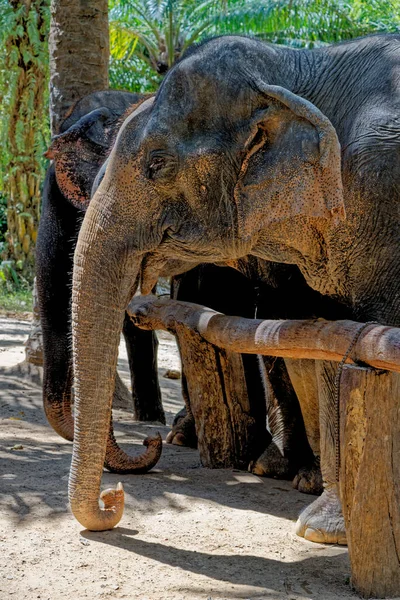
166, 370, 198, 447
295, 360, 346, 545
249, 356, 316, 483
284, 359, 322, 494
122, 315, 165, 423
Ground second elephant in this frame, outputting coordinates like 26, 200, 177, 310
36, 90, 163, 473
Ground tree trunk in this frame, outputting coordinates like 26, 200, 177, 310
285, 359, 320, 454
175, 322, 258, 469
2, 0, 48, 281
27, 0, 110, 366
49, 0, 109, 133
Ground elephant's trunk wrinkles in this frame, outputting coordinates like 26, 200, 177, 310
69, 197, 157, 531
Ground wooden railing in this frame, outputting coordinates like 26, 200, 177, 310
128, 294, 400, 599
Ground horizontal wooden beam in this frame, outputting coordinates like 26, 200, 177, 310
128, 295, 400, 373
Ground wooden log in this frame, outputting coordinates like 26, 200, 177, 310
128, 295, 400, 373
174, 322, 257, 469
339, 365, 400, 598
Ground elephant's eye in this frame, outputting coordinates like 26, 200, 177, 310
146, 151, 176, 181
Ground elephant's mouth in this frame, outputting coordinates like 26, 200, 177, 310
138, 222, 255, 295
139, 254, 168, 294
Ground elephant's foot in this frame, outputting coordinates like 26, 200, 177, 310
166, 409, 197, 448
292, 461, 323, 495
133, 401, 166, 424
248, 441, 292, 478
295, 487, 347, 545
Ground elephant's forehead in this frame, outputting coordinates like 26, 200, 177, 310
152, 61, 251, 130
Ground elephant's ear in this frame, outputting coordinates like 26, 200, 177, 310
235, 83, 345, 238
44, 108, 115, 210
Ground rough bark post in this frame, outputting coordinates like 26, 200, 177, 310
49, 0, 109, 134
339, 365, 400, 598
174, 322, 258, 469
285, 358, 320, 454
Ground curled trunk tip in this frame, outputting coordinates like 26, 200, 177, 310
100, 482, 125, 512
105, 432, 163, 474
70, 482, 125, 531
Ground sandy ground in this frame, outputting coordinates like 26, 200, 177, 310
0, 315, 356, 600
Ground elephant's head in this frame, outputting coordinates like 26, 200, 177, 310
44, 107, 114, 209
70, 38, 345, 530
45, 92, 150, 210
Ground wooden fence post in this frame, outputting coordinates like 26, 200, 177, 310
175, 322, 258, 469
339, 365, 400, 598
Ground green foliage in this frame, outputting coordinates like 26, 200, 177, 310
109, 55, 161, 91
0, 0, 50, 182
350, 0, 400, 34
0, 256, 33, 313
0, 0, 50, 282
0, 283, 33, 312
206, 0, 400, 46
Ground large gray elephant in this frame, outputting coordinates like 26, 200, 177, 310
69, 33, 400, 539
40, 89, 314, 477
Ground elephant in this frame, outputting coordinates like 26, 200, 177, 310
36, 89, 164, 473
68, 32, 400, 537
38, 90, 326, 483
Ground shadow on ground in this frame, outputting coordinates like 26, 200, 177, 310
0, 330, 327, 529
83, 527, 352, 598
0, 317, 352, 600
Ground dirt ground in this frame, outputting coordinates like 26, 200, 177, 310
0, 315, 356, 600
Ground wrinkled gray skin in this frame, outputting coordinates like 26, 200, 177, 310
70, 34, 400, 535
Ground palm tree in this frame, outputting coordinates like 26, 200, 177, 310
49, 0, 110, 133
109, 0, 231, 91
110, 0, 231, 76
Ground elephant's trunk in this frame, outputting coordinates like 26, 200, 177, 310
68, 197, 145, 531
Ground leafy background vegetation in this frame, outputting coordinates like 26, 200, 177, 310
0, 0, 398, 310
